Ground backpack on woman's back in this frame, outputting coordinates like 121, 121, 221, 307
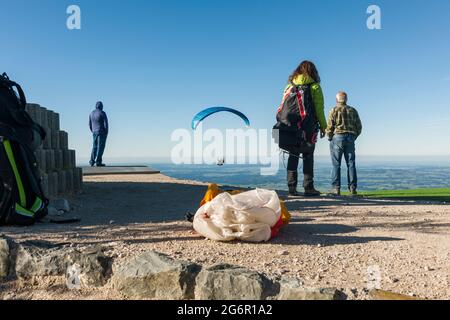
273, 82, 319, 153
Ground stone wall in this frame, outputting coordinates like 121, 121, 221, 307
0, 241, 345, 300
25, 104, 83, 199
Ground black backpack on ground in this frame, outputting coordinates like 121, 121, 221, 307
0, 73, 48, 226
273, 83, 319, 153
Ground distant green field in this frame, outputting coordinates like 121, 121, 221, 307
349, 188, 450, 202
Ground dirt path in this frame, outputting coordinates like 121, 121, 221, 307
1, 174, 449, 300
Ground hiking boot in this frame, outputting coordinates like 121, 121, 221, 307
96, 163, 106, 167
287, 171, 299, 197
349, 188, 358, 196
304, 188, 321, 197
303, 174, 320, 197
288, 187, 301, 198
329, 188, 341, 196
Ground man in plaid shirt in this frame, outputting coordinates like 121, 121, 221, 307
327, 92, 362, 195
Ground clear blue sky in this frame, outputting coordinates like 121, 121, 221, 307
1, 0, 450, 161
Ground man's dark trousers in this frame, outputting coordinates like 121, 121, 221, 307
90, 133, 107, 166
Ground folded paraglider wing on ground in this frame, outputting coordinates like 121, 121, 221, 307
193, 184, 291, 242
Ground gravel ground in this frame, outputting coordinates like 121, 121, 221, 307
1, 173, 449, 300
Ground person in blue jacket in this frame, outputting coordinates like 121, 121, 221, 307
89, 101, 109, 167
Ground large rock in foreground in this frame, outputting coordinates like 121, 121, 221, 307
0, 238, 10, 278
111, 251, 201, 300
15, 241, 111, 288
277, 278, 345, 300
195, 264, 278, 300
15, 241, 67, 278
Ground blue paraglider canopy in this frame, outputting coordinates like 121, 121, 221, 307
191, 107, 250, 130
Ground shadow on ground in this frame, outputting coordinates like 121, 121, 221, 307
284, 196, 435, 209
1, 220, 403, 247
76, 181, 428, 225
1, 181, 207, 241
5, 180, 443, 244
75, 181, 207, 224
269, 219, 404, 246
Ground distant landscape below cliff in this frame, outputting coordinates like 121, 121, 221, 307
149, 160, 450, 192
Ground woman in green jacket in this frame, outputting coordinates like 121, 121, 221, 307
283, 60, 327, 197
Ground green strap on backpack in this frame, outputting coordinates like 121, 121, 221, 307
2, 139, 44, 219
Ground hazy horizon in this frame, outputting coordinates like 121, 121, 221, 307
77, 155, 450, 166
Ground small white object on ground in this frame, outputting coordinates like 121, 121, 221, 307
47, 207, 59, 216
49, 199, 71, 213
